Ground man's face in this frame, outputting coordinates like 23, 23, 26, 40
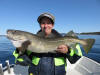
40, 17, 54, 36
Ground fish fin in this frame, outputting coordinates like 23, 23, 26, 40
65, 30, 78, 38
82, 39, 95, 54
21, 40, 31, 52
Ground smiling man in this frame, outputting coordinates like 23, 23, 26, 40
13, 12, 82, 75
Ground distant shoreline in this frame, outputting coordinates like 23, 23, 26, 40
79, 32, 100, 35
61, 32, 100, 35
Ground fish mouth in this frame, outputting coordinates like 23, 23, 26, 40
6, 35, 23, 41
10, 39, 19, 41
6, 34, 24, 41
6, 35, 15, 41
8, 37, 19, 41
10, 39, 27, 45
9, 38, 25, 41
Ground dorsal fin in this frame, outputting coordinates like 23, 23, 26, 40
64, 30, 78, 38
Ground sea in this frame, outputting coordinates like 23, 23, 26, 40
0, 35, 100, 67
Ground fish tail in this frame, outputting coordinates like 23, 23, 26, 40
82, 39, 95, 54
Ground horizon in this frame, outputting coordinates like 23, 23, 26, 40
0, 31, 100, 36
0, 0, 100, 35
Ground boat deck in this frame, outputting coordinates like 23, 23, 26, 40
0, 56, 100, 75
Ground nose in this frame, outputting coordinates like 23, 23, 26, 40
44, 24, 48, 28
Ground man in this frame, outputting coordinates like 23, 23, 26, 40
13, 12, 82, 75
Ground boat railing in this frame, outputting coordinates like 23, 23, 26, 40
0, 60, 14, 75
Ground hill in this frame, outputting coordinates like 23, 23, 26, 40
80, 32, 100, 35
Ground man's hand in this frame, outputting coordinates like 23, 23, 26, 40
57, 45, 69, 54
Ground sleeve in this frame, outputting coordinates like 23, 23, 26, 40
67, 44, 83, 64
13, 48, 32, 66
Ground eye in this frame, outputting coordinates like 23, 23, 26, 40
41, 22, 45, 24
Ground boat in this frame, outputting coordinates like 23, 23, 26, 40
0, 56, 100, 75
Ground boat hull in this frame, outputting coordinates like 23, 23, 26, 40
1, 56, 100, 75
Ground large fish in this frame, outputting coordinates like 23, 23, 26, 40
6, 29, 95, 54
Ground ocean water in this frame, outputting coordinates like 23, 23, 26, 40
0, 36, 15, 67
0, 35, 100, 67
78, 35, 100, 62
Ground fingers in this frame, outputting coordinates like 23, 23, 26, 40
57, 45, 69, 54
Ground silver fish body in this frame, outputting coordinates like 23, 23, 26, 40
7, 29, 95, 54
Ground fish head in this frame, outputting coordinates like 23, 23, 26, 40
7, 29, 28, 42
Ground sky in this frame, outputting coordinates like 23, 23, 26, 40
0, 0, 100, 35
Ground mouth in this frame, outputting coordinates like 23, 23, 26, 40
6, 32, 28, 42
6, 35, 20, 41
7, 37, 18, 41
6, 35, 12, 40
